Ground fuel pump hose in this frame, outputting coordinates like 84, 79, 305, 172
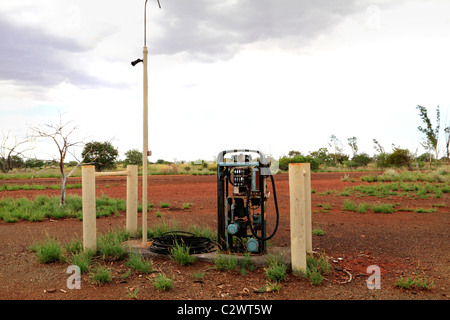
246, 173, 279, 241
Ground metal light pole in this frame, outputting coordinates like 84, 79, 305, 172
131, 0, 161, 246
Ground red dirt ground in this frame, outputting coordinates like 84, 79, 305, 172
0, 172, 448, 301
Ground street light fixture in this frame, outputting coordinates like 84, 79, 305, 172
131, 0, 161, 246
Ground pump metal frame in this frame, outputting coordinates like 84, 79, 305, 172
217, 149, 273, 254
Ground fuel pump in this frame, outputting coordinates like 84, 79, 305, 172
217, 150, 279, 254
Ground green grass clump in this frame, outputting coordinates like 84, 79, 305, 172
96, 229, 130, 261
127, 251, 153, 273
153, 273, 174, 291
160, 202, 170, 208
395, 275, 433, 290
64, 239, 83, 254
213, 253, 256, 275
70, 250, 94, 274
0, 195, 127, 223
214, 254, 239, 271
312, 227, 325, 236
343, 200, 357, 212
357, 203, 371, 213
265, 255, 288, 283
372, 203, 395, 213
30, 236, 66, 263
181, 202, 193, 209
170, 243, 196, 266
89, 265, 112, 285
303, 254, 331, 286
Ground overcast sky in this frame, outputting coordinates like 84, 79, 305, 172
1, 0, 449, 163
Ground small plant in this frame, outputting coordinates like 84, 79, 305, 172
238, 253, 256, 275
300, 254, 331, 286
155, 211, 162, 218
214, 254, 239, 271
265, 255, 287, 283
127, 251, 153, 273
395, 275, 433, 290
357, 203, 371, 213
96, 229, 129, 261
193, 272, 205, 280
170, 242, 196, 266
343, 200, 357, 212
160, 202, 170, 208
259, 281, 281, 293
65, 239, 83, 254
70, 250, 94, 274
89, 265, 112, 285
31, 236, 65, 264
312, 228, 325, 236
127, 288, 140, 300
181, 202, 193, 209
372, 203, 395, 213
153, 273, 174, 291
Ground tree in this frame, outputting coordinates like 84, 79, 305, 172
328, 135, 343, 165
308, 148, 333, 167
347, 136, 358, 158
386, 148, 413, 168
0, 131, 33, 173
373, 139, 388, 167
81, 141, 118, 172
123, 149, 146, 167
445, 126, 450, 164
416, 105, 440, 165
29, 116, 89, 206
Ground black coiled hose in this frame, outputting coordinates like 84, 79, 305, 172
149, 231, 215, 255
246, 174, 279, 241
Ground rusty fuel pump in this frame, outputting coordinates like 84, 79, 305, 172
216, 149, 279, 254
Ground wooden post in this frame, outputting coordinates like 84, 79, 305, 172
289, 163, 312, 274
126, 165, 138, 236
82, 166, 96, 252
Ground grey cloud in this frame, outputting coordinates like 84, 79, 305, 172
151, 0, 369, 61
0, 14, 109, 88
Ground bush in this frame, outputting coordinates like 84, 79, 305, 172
170, 243, 196, 266
278, 154, 320, 171
265, 255, 287, 282
89, 265, 112, 285
81, 141, 119, 172
31, 236, 65, 263
386, 148, 413, 168
127, 251, 153, 273
153, 273, 174, 291
351, 153, 372, 167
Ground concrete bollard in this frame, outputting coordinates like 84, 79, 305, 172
289, 163, 312, 274
126, 165, 138, 236
82, 166, 97, 252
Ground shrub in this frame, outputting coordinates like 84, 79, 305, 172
386, 148, 413, 168
31, 236, 65, 263
71, 250, 94, 274
278, 154, 320, 171
127, 251, 153, 273
89, 265, 112, 285
170, 243, 196, 266
372, 203, 395, 213
353, 153, 372, 167
96, 230, 129, 261
343, 200, 357, 212
153, 273, 174, 291
265, 255, 287, 282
